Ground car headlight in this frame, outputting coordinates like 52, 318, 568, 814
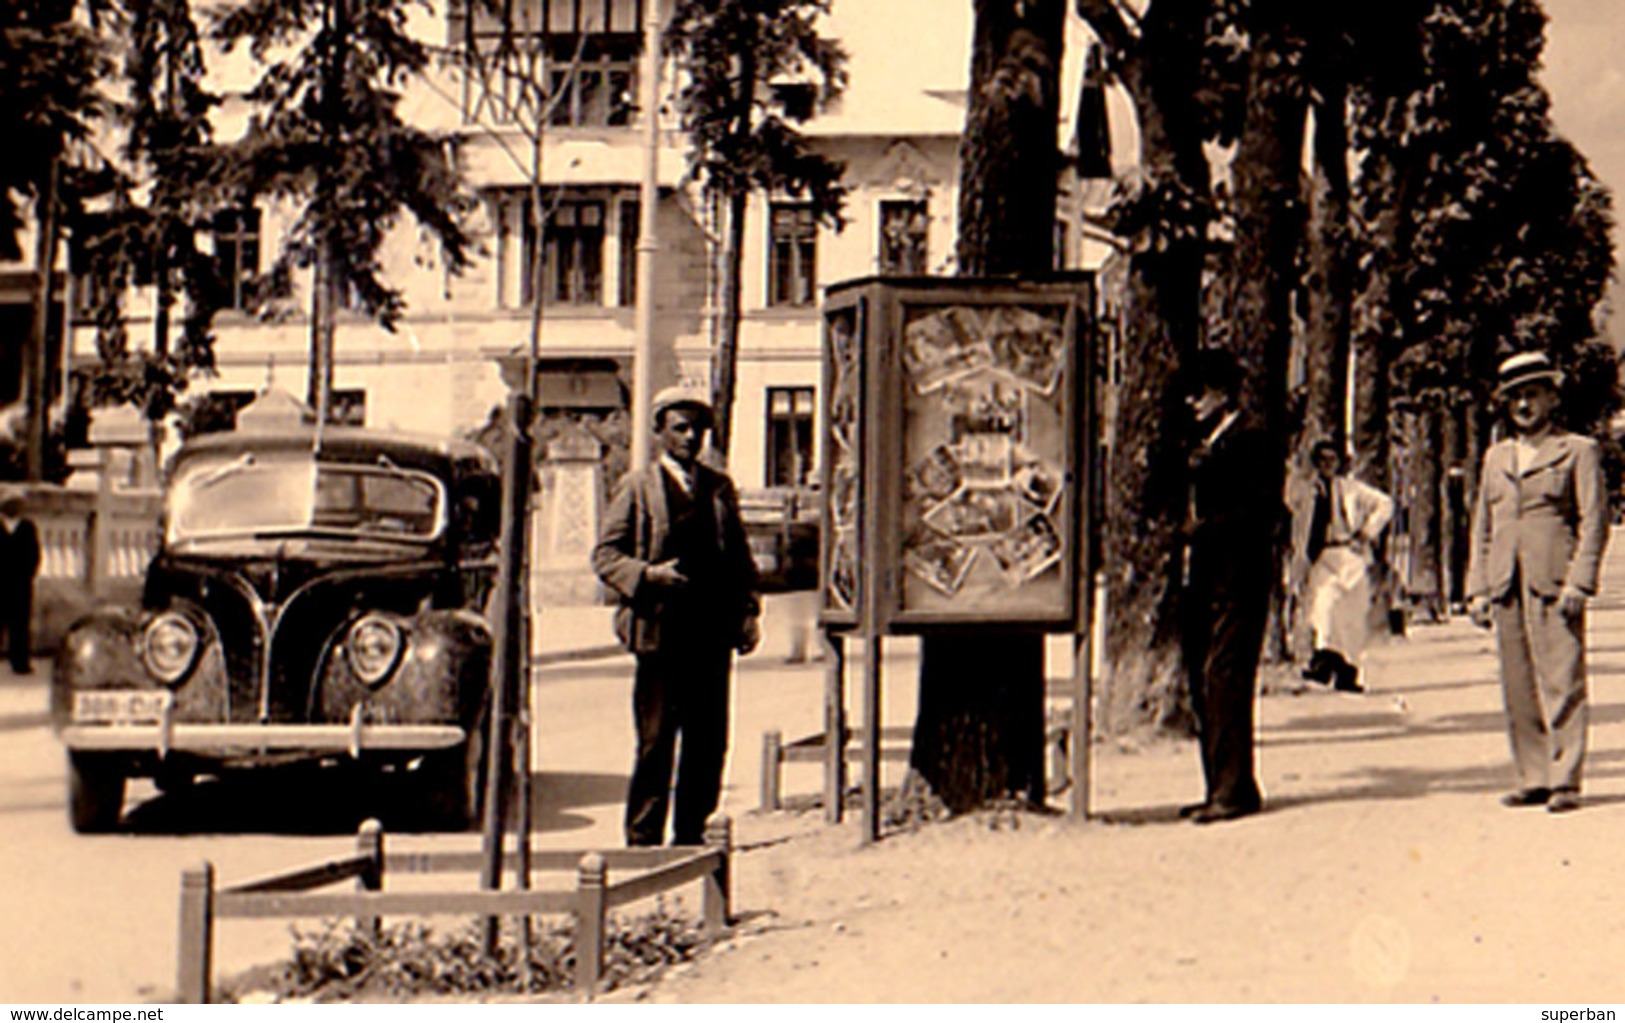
346, 615, 404, 688
142, 612, 200, 686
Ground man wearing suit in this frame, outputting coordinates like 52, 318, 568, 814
1178, 350, 1276, 824
593, 387, 761, 846
1290, 441, 1394, 693
0, 493, 40, 676
1466, 351, 1609, 814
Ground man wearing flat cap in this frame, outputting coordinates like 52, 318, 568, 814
593, 386, 761, 845
1466, 351, 1609, 814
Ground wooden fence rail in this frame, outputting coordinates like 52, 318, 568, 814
177, 816, 733, 1003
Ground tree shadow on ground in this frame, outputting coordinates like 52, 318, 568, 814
1374, 677, 1498, 696
1102, 695, 1625, 825
1267, 745, 1625, 814
0, 710, 48, 731
526, 769, 628, 835
1099, 751, 1625, 827
1261, 698, 1625, 750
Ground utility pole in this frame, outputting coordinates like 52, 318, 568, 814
630, 0, 664, 472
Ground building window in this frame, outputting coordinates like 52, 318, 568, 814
765, 386, 815, 488
211, 207, 260, 311
618, 200, 639, 307
453, 0, 642, 126
543, 200, 604, 305
511, 197, 605, 306
879, 200, 928, 276
768, 203, 816, 308
546, 36, 638, 128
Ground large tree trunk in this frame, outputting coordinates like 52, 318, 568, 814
1083, 1, 1216, 734
1299, 82, 1352, 457
25, 157, 60, 482
908, 0, 1063, 814
708, 19, 756, 464
1406, 405, 1445, 621
1224, 5, 1307, 605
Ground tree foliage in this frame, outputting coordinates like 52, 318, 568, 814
665, 0, 847, 214
1078, 0, 1617, 728
212, 0, 474, 402
0, 0, 107, 261
665, 0, 847, 457
74, 0, 229, 421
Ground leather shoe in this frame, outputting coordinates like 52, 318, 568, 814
1301, 650, 1333, 684
1190, 801, 1260, 825
1547, 791, 1581, 814
1500, 787, 1551, 808
1177, 801, 1210, 819
1331, 661, 1364, 693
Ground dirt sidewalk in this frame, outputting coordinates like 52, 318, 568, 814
624, 548, 1625, 1003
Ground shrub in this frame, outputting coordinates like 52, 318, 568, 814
223, 900, 706, 1002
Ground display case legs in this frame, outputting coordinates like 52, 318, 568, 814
824, 631, 846, 823
860, 633, 881, 845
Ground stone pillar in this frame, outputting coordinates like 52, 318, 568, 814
534, 424, 604, 607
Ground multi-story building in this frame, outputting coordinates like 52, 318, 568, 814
63, 1, 1124, 493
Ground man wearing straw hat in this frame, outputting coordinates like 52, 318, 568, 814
1465, 351, 1609, 814
593, 386, 761, 846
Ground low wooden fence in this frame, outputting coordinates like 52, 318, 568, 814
177, 816, 733, 1003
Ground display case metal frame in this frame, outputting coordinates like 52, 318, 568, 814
814, 275, 1101, 841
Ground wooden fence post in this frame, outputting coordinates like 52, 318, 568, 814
176, 862, 214, 1004
356, 818, 384, 941
759, 730, 781, 811
574, 853, 606, 997
702, 815, 732, 935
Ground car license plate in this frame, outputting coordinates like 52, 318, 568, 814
73, 690, 171, 724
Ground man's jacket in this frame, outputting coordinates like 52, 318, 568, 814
592, 462, 760, 654
1466, 432, 1609, 600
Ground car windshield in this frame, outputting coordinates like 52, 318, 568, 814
168, 451, 443, 544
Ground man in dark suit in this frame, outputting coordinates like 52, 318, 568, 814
0, 492, 40, 676
593, 387, 761, 846
1466, 351, 1609, 814
1178, 351, 1274, 824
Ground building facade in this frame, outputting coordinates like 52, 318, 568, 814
62, 0, 1119, 494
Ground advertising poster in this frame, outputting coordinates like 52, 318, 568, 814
897, 302, 1071, 619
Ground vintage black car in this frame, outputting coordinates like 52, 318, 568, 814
51, 426, 502, 833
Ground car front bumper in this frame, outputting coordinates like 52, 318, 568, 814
60, 714, 466, 760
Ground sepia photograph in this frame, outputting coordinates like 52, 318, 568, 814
3, 0, 1625, 1013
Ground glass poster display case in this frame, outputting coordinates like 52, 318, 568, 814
820, 276, 1094, 633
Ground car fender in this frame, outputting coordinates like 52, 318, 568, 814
318, 608, 492, 727
53, 605, 227, 730
52, 608, 145, 730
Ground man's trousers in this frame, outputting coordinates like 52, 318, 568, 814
625, 642, 732, 846
1493, 583, 1587, 795
0, 591, 30, 674
1181, 540, 1270, 811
